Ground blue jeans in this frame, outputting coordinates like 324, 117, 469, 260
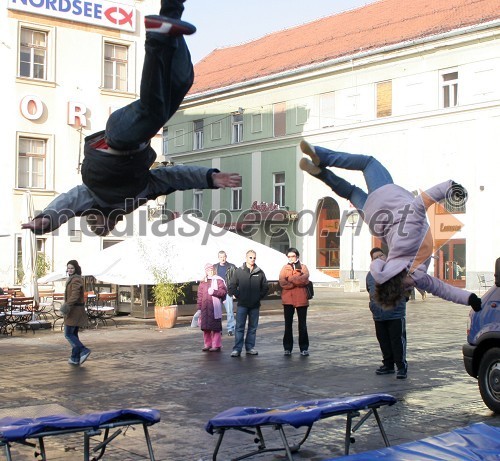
313, 146, 393, 210
105, 10, 193, 150
64, 325, 88, 362
224, 295, 235, 333
233, 306, 260, 352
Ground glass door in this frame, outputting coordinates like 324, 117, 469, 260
434, 239, 466, 287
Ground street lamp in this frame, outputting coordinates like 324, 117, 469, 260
347, 210, 359, 280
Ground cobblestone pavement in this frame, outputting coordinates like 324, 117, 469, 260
1, 289, 499, 460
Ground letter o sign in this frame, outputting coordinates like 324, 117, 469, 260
20, 95, 44, 120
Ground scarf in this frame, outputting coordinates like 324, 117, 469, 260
209, 275, 225, 319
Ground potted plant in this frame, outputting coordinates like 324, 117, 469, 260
151, 266, 186, 329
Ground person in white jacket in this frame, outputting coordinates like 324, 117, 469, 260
299, 139, 481, 312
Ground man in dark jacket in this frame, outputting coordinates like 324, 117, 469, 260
213, 250, 237, 336
367, 247, 408, 379
228, 250, 268, 356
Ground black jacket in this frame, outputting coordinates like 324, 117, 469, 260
228, 264, 269, 309
213, 262, 236, 285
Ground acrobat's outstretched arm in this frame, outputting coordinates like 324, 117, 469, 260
21, 185, 95, 234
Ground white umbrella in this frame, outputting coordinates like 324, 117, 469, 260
21, 191, 39, 319
79, 215, 338, 285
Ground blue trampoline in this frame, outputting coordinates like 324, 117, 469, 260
206, 393, 397, 460
0, 408, 160, 461
327, 422, 500, 460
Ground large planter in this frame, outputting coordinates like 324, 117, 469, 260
154, 305, 178, 329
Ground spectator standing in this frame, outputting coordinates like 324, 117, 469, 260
213, 250, 236, 336
279, 248, 311, 356
228, 250, 268, 357
367, 248, 408, 379
197, 264, 227, 352
63, 260, 91, 366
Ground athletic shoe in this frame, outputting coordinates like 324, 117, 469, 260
209, 347, 221, 352
79, 350, 91, 365
284, 350, 292, 356
228, 331, 234, 336
396, 367, 408, 380
68, 358, 79, 365
230, 350, 241, 357
246, 349, 258, 355
145, 15, 196, 36
300, 140, 321, 166
300, 350, 309, 356
202, 346, 210, 352
375, 365, 395, 375
299, 158, 321, 176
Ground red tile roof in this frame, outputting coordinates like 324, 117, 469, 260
190, 0, 500, 95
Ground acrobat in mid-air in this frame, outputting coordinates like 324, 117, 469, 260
22, 0, 240, 237
299, 139, 481, 312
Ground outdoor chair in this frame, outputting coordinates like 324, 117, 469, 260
87, 292, 118, 328
9, 297, 35, 333
51, 293, 65, 330
477, 274, 493, 294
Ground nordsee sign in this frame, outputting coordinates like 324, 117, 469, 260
8, 0, 136, 32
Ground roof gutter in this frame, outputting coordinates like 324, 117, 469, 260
184, 19, 500, 104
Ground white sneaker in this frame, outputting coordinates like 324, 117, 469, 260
246, 349, 258, 355
300, 140, 321, 166
230, 350, 241, 357
68, 358, 79, 365
299, 158, 321, 176
300, 350, 310, 356
79, 350, 91, 365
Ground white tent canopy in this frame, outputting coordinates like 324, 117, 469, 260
40, 215, 338, 285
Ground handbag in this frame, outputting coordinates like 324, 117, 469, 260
59, 302, 71, 316
305, 281, 314, 300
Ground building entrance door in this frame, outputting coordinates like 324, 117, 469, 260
434, 239, 466, 288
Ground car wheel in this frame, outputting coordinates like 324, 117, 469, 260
478, 347, 500, 414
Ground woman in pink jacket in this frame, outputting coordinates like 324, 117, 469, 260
279, 248, 311, 356
299, 139, 481, 312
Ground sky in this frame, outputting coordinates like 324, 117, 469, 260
184, 0, 379, 64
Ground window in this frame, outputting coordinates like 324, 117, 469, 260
273, 173, 285, 207
15, 236, 46, 283
193, 189, 203, 211
441, 70, 458, 108
376, 80, 392, 118
19, 27, 47, 79
18, 137, 46, 189
231, 113, 243, 144
104, 43, 128, 91
231, 182, 242, 211
162, 128, 168, 156
319, 92, 335, 128
193, 119, 204, 150
273, 102, 286, 137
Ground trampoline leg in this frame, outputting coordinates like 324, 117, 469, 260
2, 443, 13, 461
142, 425, 156, 461
37, 436, 47, 461
344, 412, 355, 455
276, 425, 295, 461
373, 408, 391, 447
212, 429, 225, 461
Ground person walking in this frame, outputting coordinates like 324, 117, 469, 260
299, 139, 481, 312
197, 263, 226, 352
367, 248, 408, 379
228, 250, 268, 357
63, 260, 91, 366
22, 0, 240, 237
213, 250, 237, 336
279, 248, 311, 356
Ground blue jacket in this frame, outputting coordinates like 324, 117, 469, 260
366, 272, 406, 321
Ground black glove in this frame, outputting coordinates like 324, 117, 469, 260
468, 293, 482, 312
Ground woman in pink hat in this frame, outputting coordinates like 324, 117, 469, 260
197, 263, 227, 352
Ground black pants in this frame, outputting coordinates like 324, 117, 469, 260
283, 305, 309, 352
374, 318, 407, 370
